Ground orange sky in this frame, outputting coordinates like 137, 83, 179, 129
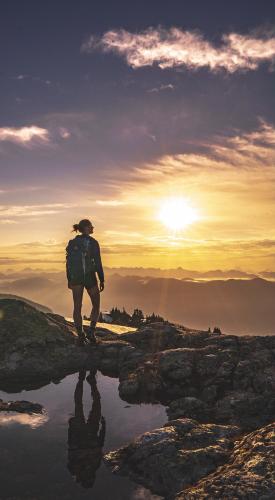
1, 122, 275, 273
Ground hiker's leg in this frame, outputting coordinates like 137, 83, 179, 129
74, 370, 86, 419
86, 370, 101, 432
72, 284, 84, 335
86, 284, 100, 329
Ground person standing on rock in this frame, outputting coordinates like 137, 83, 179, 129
66, 218, 105, 345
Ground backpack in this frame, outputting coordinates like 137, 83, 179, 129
66, 235, 97, 283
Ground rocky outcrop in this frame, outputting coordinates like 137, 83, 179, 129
1, 300, 274, 428
118, 328, 275, 431
0, 298, 89, 389
178, 423, 275, 499
105, 420, 275, 499
110, 323, 275, 498
119, 322, 192, 352
1, 298, 274, 498
105, 418, 240, 498
0, 293, 52, 313
0, 298, 141, 391
0, 299, 139, 392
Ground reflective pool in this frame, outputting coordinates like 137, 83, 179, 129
0, 371, 166, 499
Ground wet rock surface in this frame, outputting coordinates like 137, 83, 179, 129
0, 298, 274, 497
105, 418, 240, 498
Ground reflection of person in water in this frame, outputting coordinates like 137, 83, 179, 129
67, 369, 106, 488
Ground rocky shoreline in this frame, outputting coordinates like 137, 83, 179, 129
0, 297, 274, 498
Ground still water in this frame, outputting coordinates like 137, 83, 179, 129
0, 371, 166, 499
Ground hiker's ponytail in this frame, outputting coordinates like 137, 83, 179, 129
71, 219, 93, 233
72, 223, 80, 232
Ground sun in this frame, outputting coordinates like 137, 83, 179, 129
158, 197, 199, 231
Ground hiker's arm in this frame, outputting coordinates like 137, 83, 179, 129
65, 242, 72, 288
95, 241, 104, 286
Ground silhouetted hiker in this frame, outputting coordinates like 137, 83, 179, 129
67, 369, 106, 488
66, 218, 105, 344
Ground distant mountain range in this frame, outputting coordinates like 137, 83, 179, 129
103, 276, 275, 335
0, 271, 274, 335
1, 266, 275, 280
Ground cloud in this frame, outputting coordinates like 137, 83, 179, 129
13, 239, 60, 248
82, 27, 275, 73
15, 74, 27, 80
147, 83, 175, 93
12, 74, 52, 86
58, 127, 71, 139
96, 199, 126, 206
210, 120, 275, 167
0, 219, 18, 224
99, 238, 275, 257
128, 120, 275, 183
0, 186, 45, 195
0, 126, 49, 146
0, 203, 76, 218
0, 412, 48, 428
97, 121, 275, 260
0, 125, 71, 148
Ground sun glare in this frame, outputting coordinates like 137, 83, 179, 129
158, 197, 199, 231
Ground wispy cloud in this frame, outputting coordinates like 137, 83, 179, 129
128, 120, 275, 183
0, 219, 18, 224
82, 27, 275, 73
96, 199, 126, 206
12, 74, 52, 86
0, 126, 49, 146
147, 83, 175, 93
0, 256, 62, 265
0, 203, 76, 218
0, 125, 71, 148
58, 127, 71, 139
0, 186, 45, 195
0, 122, 274, 272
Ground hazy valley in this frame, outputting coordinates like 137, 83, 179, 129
1, 268, 274, 335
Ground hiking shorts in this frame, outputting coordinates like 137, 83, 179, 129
68, 272, 98, 290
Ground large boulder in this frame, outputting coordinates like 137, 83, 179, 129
104, 418, 240, 498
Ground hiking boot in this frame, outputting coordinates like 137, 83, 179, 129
86, 325, 97, 345
86, 371, 97, 385
76, 330, 89, 346
78, 369, 86, 381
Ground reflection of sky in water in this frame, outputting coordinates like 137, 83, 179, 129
0, 412, 48, 428
0, 372, 166, 499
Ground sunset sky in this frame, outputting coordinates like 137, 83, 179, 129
1, 0, 275, 272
